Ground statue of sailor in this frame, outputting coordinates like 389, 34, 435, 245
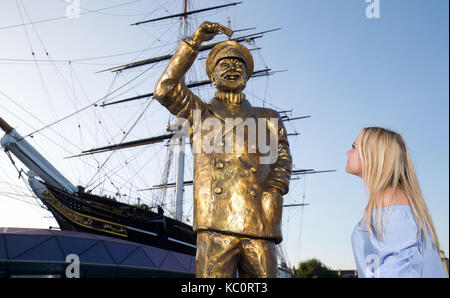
154, 21, 292, 278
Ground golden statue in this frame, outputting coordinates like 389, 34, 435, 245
154, 22, 292, 278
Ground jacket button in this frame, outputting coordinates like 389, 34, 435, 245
214, 187, 222, 194
250, 167, 257, 173
216, 161, 224, 169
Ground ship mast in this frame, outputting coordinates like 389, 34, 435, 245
174, 0, 190, 222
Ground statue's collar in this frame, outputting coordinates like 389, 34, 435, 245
209, 95, 253, 121
214, 91, 245, 105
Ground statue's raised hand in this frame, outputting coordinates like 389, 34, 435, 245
191, 21, 233, 45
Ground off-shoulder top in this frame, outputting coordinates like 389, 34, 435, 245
351, 205, 447, 278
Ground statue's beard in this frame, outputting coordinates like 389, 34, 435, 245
214, 77, 247, 93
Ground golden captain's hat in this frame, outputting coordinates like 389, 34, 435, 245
206, 40, 254, 81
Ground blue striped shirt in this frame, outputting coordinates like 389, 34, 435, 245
351, 205, 447, 278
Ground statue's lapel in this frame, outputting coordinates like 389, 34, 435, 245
208, 98, 254, 121
208, 97, 232, 121
221, 99, 254, 139
208, 98, 256, 146
233, 99, 254, 121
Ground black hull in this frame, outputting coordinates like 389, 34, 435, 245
40, 184, 196, 256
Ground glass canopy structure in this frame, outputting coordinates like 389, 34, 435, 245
0, 227, 195, 278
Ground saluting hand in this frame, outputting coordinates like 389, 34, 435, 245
191, 21, 233, 46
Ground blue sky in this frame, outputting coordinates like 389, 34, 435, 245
0, 0, 448, 270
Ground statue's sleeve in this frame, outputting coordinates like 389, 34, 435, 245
266, 115, 293, 195
154, 39, 207, 124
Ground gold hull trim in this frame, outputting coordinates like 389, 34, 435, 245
43, 191, 128, 238
51, 187, 146, 220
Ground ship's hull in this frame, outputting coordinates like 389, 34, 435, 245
37, 183, 196, 256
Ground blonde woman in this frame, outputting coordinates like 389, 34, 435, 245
346, 127, 447, 278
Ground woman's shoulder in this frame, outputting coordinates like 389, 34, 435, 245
374, 205, 419, 248
370, 188, 417, 234
380, 187, 410, 207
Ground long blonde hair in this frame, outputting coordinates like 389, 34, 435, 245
358, 127, 440, 251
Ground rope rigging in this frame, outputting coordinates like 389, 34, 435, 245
0, 1, 309, 242
0, 0, 146, 30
